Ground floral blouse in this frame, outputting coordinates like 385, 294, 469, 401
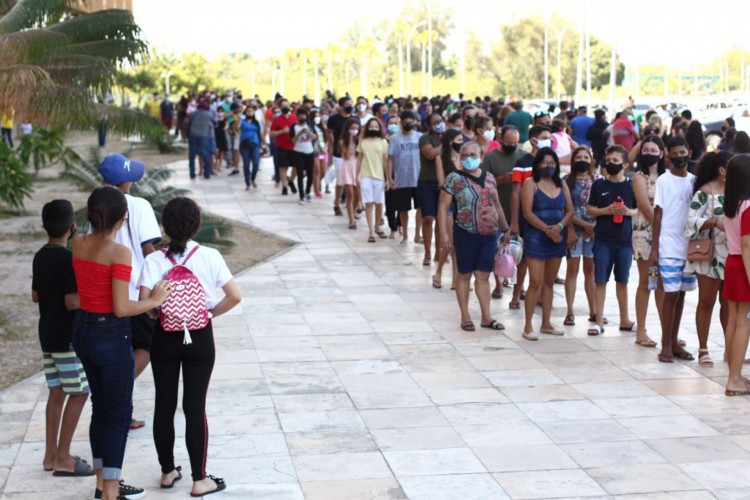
563, 174, 600, 230
685, 190, 727, 279
443, 171, 499, 235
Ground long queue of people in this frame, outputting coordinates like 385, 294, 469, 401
183, 91, 750, 398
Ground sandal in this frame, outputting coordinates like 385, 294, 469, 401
348, 223, 357, 230
698, 349, 714, 367
52, 456, 95, 477
619, 322, 637, 332
367, 236, 376, 243
672, 350, 695, 361
491, 288, 503, 299
587, 315, 609, 325
658, 353, 674, 363
432, 275, 442, 289
161, 466, 182, 489
563, 315, 575, 326
522, 331, 538, 341
677, 338, 686, 347
480, 320, 505, 331
190, 475, 226, 498
725, 388, 750, 397
334, 206, 343, 216
634, 338, 657, 348
129, 418, 145, 430
508, 301, 521, 310
540, 326, 564, 336
375, 230, 387, 239
422, 257, 431, 266
460, 321, 476, 332
587, 324, 603, 336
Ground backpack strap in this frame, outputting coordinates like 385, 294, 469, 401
161, 244, 199, 266
181, 245, 200, 265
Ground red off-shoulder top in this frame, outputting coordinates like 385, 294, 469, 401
72, 259, 132, 313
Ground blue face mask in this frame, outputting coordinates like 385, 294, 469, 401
462, 157, 481, 171
432, 122, 446, 134
387, 124, 400, 135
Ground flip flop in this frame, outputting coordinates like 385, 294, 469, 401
190, 475, 226, 498
491, 288, 503, 299
725, 388, 750, 397
460, 321, 476, 332
677, 338, 686, 347
52, 456, 95, 477
376, 231, 387, 239
563, 315, 575, 326
161, 466, 182, 489
508, 301, 521, 310
634, 338, 657, 348
129, 418, 145, 430
588, 315, 609, 325
672, 350, 695, 361
619, 323, 636, 332
432, 275, 442, 289
367, 236, 376, 243
658, 353, 674, 363
587, 324, 603, 336
480, 320, 505, 331
422, 258, 431, 266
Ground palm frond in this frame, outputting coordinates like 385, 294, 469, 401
0, 0, 79, 34
194, 217, 235, 250
59, 148, 103, 191
38, 54, 116, 89
0, 28, 70, 65
0, 64, 51, 114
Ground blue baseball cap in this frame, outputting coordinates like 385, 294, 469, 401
98, 154, 145, 185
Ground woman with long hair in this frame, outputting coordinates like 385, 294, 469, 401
686, 151, 733, 365
239, 104, 263, 190
356, 118, 391, 242
338, 117, 362, 229
631, 135, 666, 348
520, 147, 574, 340
562, 146, 598, 326
72, 186, 171, 500
474, 116, 499, 158
140, 197, 241, 496
434, 129, 463, 289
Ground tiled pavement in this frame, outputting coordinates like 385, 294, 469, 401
2, 157, 749, 499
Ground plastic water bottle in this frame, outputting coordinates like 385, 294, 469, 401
613, 196, 624, 224
648, 266, 658, 291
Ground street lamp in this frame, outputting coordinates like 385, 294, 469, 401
160, 70, 173, 97
407, 21, 427, 95
555, 26, 569, 103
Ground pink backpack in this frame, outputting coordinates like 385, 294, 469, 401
159, 246, 209, 345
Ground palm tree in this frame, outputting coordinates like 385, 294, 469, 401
0, 0, 159, 136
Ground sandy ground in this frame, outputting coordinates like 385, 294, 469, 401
0, 132, 291, 390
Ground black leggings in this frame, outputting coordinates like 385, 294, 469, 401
295, 151, 314, 199
151, 321, 215, 481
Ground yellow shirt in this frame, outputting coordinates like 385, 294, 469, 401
146, 100, 160, 119
1, 114, 13, 129
356, 138, 388, 179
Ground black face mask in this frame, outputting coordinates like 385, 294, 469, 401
638, 154, 660, 168
671, 156, 689, 170
452, 142, 463, 154
464, 116, 474, 129
281, 107, 290, 114
403, 122, 415, 132
366, 130, 380, 138
573, 161, 591, 173
605, 163, 624, 175
540, 166, 555, 178
502, 144, 517, 155
343, 105, 353, 114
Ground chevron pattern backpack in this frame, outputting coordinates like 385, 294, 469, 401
160, 246, 209, 345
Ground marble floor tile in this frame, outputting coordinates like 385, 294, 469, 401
561, 440, 668, 468
617, 415, 721, 440
493, 469, 606, 499
292, 452, 392, 481
472, 443, 578, 472
383, 448, 486, 476
301, 478, 406, 500
370, 426, 465, 451
398, 473, 509, 500
647, 436, 750, 464
586, 463, 701, 495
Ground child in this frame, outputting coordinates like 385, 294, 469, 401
357, 117, 392, 242
138, 197, 241, 497
586, 145, 637, 336
72, 186, 171, 500
32, 200, 94, 477
338, 117, 361, 229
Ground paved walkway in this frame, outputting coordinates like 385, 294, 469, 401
1, 157, 749, 499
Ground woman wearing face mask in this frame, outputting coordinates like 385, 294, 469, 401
474, 116, 500, 158
290, 107, 317, 203
356, 118, 391, 242
417, 113, 446, 266
239, 105, 264, 190
631, 135, 666, 347
384, 116, 402, 237
685, 151, 732, 366
461, 108, 477, 142
562, 146, 599, 326
434, 129, 463, 289
309, 109, 326, 197
520, 147, 574, 340
438, 142, 510, 331
338, 118, 362, 229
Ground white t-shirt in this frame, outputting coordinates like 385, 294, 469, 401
358, 113, 375, 126
654, 170, 696, 259
138, 241, 233, 309
292, 123, 315, 155
115, 194, 162, 300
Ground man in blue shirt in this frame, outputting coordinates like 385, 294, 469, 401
570, 106, 595, 147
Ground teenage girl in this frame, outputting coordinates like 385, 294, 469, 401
72, 186, 171, 500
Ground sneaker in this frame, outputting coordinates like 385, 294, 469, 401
288, 180, 298, 194
227, 169, 239, 176
282, 187, 288, 196
298, 199, 305, 205
306, 194, 311, 202
94, 481, 145, 500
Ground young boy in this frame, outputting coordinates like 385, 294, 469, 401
649, 136, 697, 362
586, 145, 637, 336
32, 200, 94, 476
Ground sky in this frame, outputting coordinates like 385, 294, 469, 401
133, 0, 747, 67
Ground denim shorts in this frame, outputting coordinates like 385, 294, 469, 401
453, 226, 498, 274
417, 180, 440, 217
594, 240, 633, 285
568, 233, 595, 259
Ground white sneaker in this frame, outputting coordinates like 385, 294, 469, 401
298, 199, 306, 205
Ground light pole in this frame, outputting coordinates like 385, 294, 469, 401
544, 25, 549, 100
406, 20, 427, 95
425, 0, 433, 96
160, 70, 173, 97
554, 26, 569, 103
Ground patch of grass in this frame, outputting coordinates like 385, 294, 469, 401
0, 295, 42, 390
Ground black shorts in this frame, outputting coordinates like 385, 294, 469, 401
276, 147, 294, 168
392, 187, 420, 212
131, 313, 156, 352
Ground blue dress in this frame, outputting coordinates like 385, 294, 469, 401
523, 185, 566, 259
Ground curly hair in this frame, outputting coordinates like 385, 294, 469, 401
161, 197, 201, 256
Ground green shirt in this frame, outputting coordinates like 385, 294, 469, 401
481, 147, 524, 219
418, 134, 442, 182
504, 110, 533, 143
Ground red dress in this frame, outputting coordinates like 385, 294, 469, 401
723, 207, 750, 303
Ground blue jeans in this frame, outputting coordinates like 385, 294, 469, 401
240, 141, 261, 187
269, 141, 280, 183
73, 311, 134, 481
188, 136, 211, 179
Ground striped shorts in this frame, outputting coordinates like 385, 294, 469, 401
43, 349, 89, 395
658, 258, 698, 294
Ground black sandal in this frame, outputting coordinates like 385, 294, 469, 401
375, 230, 387, 239
480, 320, 505, 331
460, 321, 475, 332
672, 350, 694, 361
160, 466, 182, 489
190, 475, 226, 497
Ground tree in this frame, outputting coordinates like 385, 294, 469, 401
0, 0, 158, 136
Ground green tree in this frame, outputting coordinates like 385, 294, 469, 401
0, 0, 158, 135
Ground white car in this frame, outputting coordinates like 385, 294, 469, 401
733, 107, 750, 133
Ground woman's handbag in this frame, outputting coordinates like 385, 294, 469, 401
687, 230, 713, 262
494, 244, 516, 278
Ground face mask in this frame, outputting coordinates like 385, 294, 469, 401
483, 130, 495, 141
573, 161, 591, 173
721, 125, 728, 132
464, 116, 474, 129
671, 156, 689, 170
298, 116, 308, 123
462, 157, 480, 171
357, 104, 366, 112
366, 129, 380, 138
502, 144, 517, 155
452, 142, 463, 154
605, 162, 624, 175
539, 166, 555, 178
432, 122, 445, 134
273, 111, 281, 117
638, 154, 660, 168
281, 106, 290, 114
343, 105, 353, 114
314, 116, 321, 125
402, 122, 415, 132
349, 129, 359, 136
536, 138, 551, 149
387, 124, 400, 135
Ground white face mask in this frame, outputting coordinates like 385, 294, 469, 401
314, 116, 321, 124
357, 103, 366, 112
483, 130, 495, 141
536, 138, 551, 149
